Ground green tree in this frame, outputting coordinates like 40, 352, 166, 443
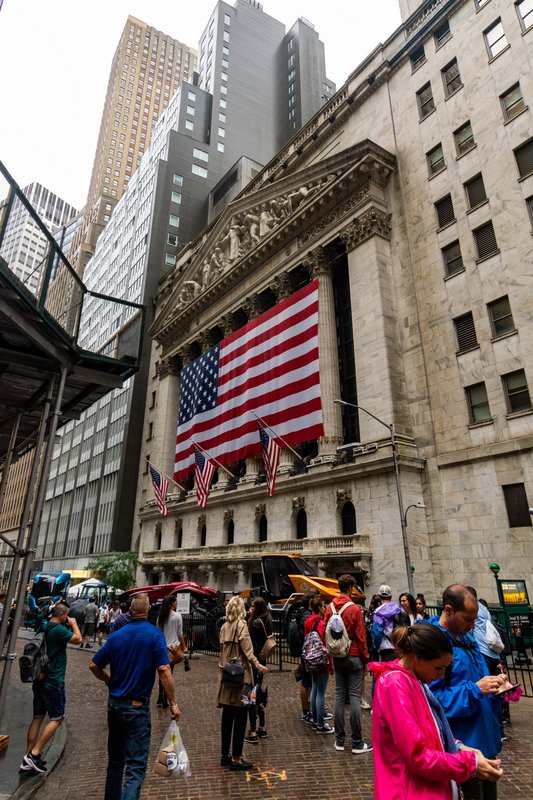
87, 551, 139, 591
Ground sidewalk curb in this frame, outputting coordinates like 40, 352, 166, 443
4, 721, 67, 800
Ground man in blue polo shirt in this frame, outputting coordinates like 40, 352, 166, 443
89, 593, 180, 800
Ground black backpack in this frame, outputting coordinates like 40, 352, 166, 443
19, 623, 57, 683
287, 607, 309, 657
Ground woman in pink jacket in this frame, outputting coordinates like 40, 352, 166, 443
369, 623, 503, 799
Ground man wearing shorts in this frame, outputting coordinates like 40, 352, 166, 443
20, 603, 82, 774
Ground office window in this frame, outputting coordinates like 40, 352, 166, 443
503, 483, 532, 526
442, 59, 462, 96
527, 195, 533, 226
502, 369, 532, 413
411, 45, 426, 70
185, 120, 194, 130
427, 143, 446, 175
165, 253, 176, 266
288, 35, 294, 50
223, 31, 230, 42
434, 20, 452, 46
222, 58, 229, 69
219, 112, 226, 122
187, 90, 196, 101
220, 98, 227, 108
169, 214, 179, 227
475, 0, 491, 7
217, 142, 225, 152
224, 13, 231, 24
464, 173, 487, 209
487, 296, 515, 337
186, 105, 195, 116
516, 0, 533, 30
288, 68, 296, 81
192, 164, 208, 178
173, 174, 183, 186
473, 221, 498, 259
442, 241, 464, 276
221, 72, 228, 82
167, 233, 178, 246
218, 127, 225, 137
220, 85, 227, 95
485, 19, 508, 57
193, 147, 209, 162
435, 194, 455, 227
514, 138, 533, 178
171, 191, 182, 204
454, 312, 478, 352
466, 383, 492, 423
416, 82, 435, 119
454, 121, 475, 155
500, 83, 526, 120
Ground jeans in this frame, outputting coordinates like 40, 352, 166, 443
310, 672, 329, 727
221, 705, 248, 759
333, 656, 363, 747
105, 698, 151, 800
460, 777, 498, 800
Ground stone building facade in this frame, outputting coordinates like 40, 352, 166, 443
135, 0, 533, 603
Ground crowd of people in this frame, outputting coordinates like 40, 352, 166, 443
14, 577, 521, 799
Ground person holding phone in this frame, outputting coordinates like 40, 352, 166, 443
428, 585, 507, 800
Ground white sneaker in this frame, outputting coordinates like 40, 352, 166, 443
361, 699, 371, 710
334, 742, 345, 751
352, 742, 373, 754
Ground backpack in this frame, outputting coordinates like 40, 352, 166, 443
287, 607, 308, 657
19, 623, 57, 683
325, 601, 353, 657
301, 619, 329, 672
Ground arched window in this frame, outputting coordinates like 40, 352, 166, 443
227, 519, 234, 545
259, 514, 267, 542
200, 524, 206, 547
341, 501, 356, 536
296, 508, 307, 540
176, 526, 183, 549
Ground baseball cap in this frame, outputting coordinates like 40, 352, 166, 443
378, 584, 392, 598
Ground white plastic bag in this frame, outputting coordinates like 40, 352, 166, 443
154, 720, 191, 778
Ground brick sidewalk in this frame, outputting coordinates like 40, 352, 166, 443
20, 645, 533, 800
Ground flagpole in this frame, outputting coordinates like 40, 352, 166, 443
250, 410, 305, 463
192, 441, 237, 479
146, 457, 187, 492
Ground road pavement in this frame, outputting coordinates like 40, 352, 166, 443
5, 637, 533, 800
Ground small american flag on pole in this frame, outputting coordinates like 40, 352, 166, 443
258, 423, 280, 497
194, 446, 216, 508
175, 280, 322, 480
149, 464, 169, 517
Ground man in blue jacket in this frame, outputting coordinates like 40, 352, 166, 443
429, 585, 505, 800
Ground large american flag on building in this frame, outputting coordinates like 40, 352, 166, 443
174, 279, 323, 481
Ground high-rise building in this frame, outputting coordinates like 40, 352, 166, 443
35, 1, 334, 574
0, 183, 77, 293
136, 0, 533, 601
69, 16, 197, 278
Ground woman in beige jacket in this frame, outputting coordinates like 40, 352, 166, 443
217, 596, 268, 770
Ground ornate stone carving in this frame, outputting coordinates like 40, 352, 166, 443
292, 496, 305, 510
200, 329, 217, 351
270, 272, 293, 300
218, 313, 234, 336
242, 294, 262, 320
223, 509, 234, 522
255, 503, 266, 518
174, 518, 183, 531
156, 357, 179, 379
298, 186, 371, 246
176, 345, 192, 367
336, 489, 353, 504
303, 247, 329, 279
339, 207, 392, 252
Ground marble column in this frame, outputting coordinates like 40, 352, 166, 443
155, 354, 181, 499
304, 247, 343, 464
241, 295, 263, 483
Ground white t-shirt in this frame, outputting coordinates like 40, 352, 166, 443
161, 609, 183, 646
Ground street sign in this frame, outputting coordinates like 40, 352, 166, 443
501, 580, 529, 606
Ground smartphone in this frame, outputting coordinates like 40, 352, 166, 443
495, 683, 520, 696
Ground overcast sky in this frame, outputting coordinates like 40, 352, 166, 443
0, 0, 402, 210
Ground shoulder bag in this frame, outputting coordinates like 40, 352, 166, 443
221, 622, 245, 688
257, 618, 277, 662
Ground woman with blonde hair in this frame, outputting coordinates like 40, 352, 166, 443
369, 623, 503, 799
218, 596, 268, 771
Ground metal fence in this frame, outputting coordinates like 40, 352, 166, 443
184, 605, 533, 695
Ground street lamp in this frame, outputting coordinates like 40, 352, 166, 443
334, 398, 418, 595
489, 562, 504, 607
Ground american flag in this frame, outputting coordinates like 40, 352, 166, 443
149, 464, 169, 517
194, 446, 216, 508
258, 424, 281, 497
174, 280, 323, 480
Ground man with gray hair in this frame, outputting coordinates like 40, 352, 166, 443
89, 593, 180, 800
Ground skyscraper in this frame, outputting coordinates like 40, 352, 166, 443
68, 16, 197, 278
35, 1, 334, 575
0, 183, 77, 293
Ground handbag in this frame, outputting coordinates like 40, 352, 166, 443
221, 623, 245, 688
167, 642, 184, 665
257, 618, 277, 662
